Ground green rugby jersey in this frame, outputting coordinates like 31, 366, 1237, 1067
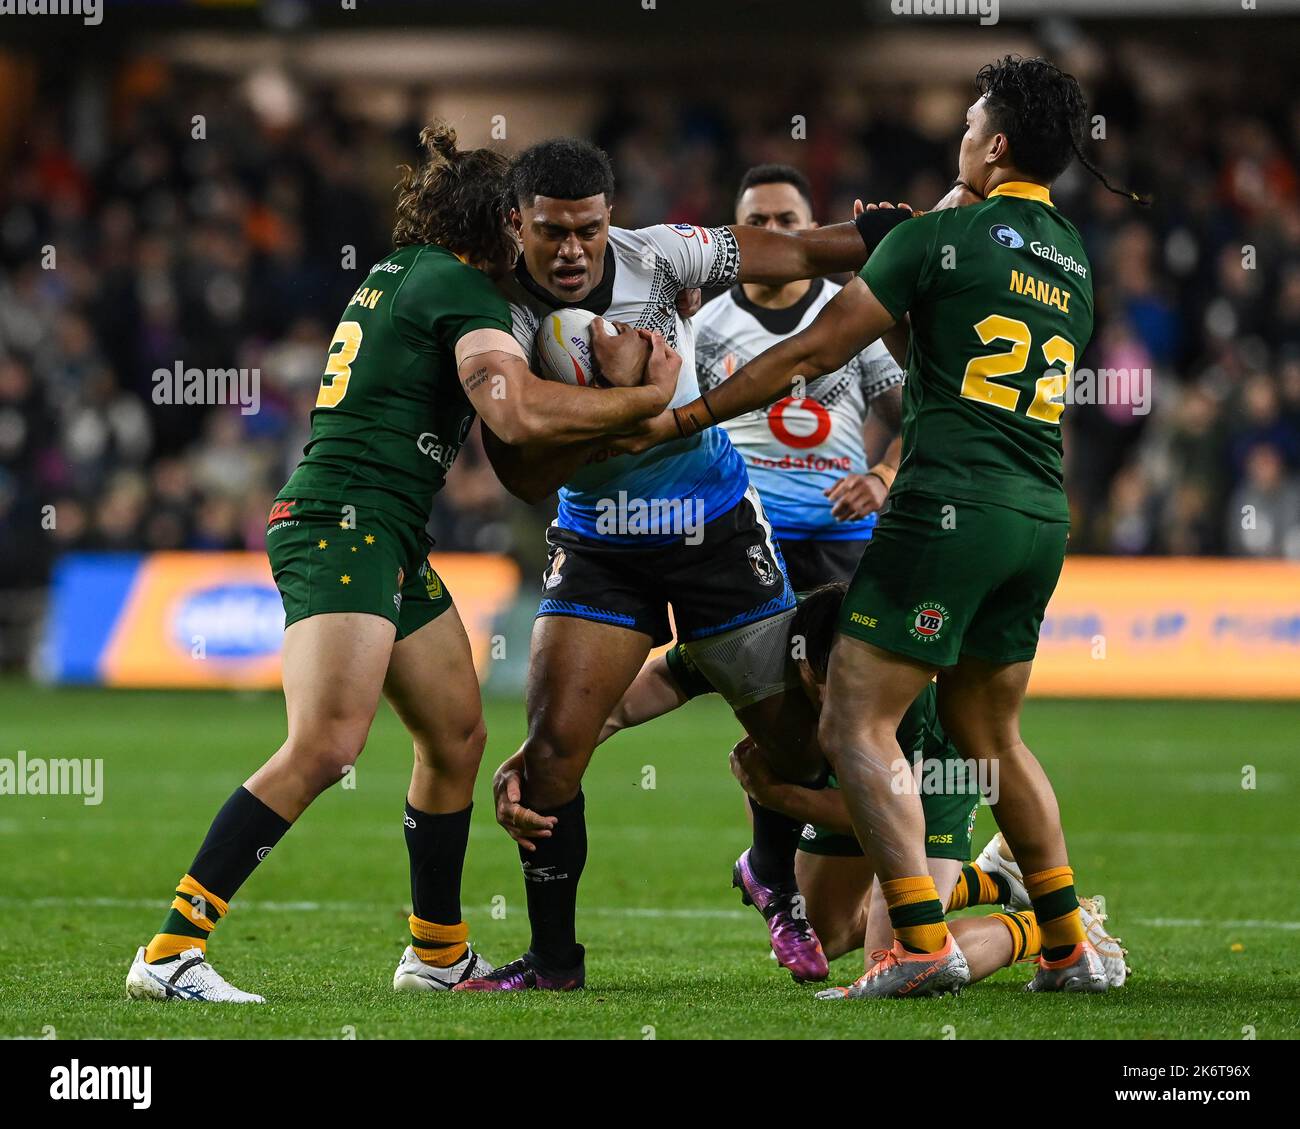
860, 182, 1093, 521
281, 244, 514, 527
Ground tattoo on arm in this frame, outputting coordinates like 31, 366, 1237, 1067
464, 366, 491, 392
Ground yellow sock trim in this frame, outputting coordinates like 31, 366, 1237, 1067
1023, 865, 1074, 899
880, 875, 940, 908
145, 934, 205, 963
896, 921, 950, 953
882, 875, 949, 954
170, 895, 218, 933
974, 866, 1002, 906
176, 874, 229, 919
409, 915, 469, 968
990, 910, 1041, 963
1039, 907, 1087, 951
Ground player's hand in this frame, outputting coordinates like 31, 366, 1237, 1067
853, 198, 915, 218
640, 329, 682, 411
675, 288, 703, 319
492, 753, 556, 851
591, 316, 651, 387
931, 182, 982, 210
607, 407, 678, 454
825, 473, 888, 521
728, 736, 780, 806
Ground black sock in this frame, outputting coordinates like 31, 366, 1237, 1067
404, 800, 471, 924
189, 786, 292, 902
520, 790, 586, 969
747, 797, 801, 889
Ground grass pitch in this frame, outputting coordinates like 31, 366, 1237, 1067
1, 683, 1297, 1040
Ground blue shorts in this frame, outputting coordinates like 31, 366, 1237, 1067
536, 486, 795, 646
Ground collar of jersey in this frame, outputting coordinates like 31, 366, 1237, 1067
988, 181, 1054, 207
514, 244, 617, 314
731, 277, 825, 337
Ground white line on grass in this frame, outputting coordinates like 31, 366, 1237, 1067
1, 896, 1298, 930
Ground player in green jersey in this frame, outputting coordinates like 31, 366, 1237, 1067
617, 57, 1144, 998
127, 123, 681, 1004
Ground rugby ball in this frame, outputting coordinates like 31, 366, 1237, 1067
534, 307, 618, 386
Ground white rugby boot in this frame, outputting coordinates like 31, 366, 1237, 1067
126, 946, 265, 1003
392, 944, 493, 991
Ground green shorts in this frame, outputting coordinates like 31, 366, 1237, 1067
265, 497, 453, 640
797, 774, 980, 863
838, 491, 1068, 667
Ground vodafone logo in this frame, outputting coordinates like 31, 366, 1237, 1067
768, 396, 831, 450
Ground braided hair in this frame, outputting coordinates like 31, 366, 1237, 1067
976, 55, 1149, 207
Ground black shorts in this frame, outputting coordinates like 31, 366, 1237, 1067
537, 485, 795, 646
777, 538, 870, 593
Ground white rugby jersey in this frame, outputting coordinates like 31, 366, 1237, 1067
499, 224, 746, 542
694, 279, 904, 541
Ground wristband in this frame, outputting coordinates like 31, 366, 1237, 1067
866, 464, 896, 490
672, 400, 713, 438
853, 207, 913, 257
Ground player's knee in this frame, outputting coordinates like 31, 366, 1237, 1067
283, 726, 367, 791
412, 713, 487, 777
817, 707, 893, 766
521, 726, 588, 801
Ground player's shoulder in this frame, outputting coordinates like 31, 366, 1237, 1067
388, 244, 493, 299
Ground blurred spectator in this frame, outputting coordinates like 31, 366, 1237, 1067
1227, 443, 1300, 558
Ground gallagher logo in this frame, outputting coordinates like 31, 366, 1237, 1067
989, 224, 1024, 249
908, 602, 947, 643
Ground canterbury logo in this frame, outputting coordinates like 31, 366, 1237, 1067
267, 499, 295, 524
402, 813, 416, 829
256, 846, 274, 861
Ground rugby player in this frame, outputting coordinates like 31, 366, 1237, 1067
610, 57, 1146, 997
126, 124, 680, 1003
695, 163, 905, 591
492, 582, 1128, 992
456, 138, 885, 991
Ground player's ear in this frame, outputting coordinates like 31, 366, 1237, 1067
988, 131, 1010, 166
509, 208, 523, 234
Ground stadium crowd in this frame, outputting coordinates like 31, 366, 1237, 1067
2, 53, 1300, 623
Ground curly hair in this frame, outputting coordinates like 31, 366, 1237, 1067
392, 122, 517, 263
976, 55, 1147, 205
509, 137, 615, 208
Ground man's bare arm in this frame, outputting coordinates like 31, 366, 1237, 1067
730, 221, 869, 285
481, 425, 602, 505
680, 278, 898, 435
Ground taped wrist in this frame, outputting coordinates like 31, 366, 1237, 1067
854, 207, 913, 256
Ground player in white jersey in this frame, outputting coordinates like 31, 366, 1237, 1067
459, 138, 881, 992
695, 165, 906, 591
